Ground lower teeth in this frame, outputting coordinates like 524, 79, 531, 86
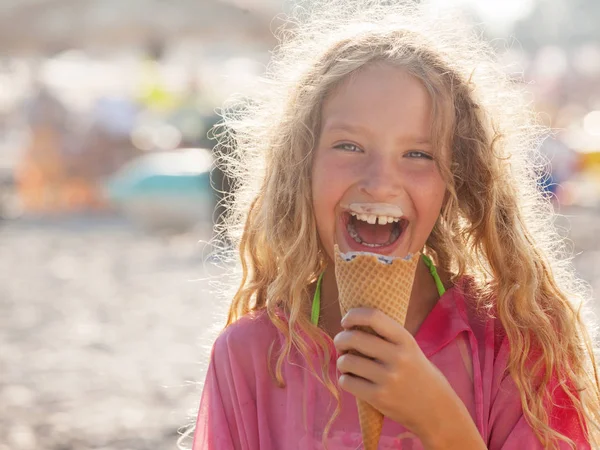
347, 220, 402, 247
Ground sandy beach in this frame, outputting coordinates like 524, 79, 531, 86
0, 208, 598, 450
0, 215, 226, 450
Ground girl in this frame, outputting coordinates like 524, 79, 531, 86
192, 1, 600, 448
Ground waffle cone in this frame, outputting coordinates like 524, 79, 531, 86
333, 245, 420, 450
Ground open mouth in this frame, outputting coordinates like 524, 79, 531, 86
341, 211, 408, 250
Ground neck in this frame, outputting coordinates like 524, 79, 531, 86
317, 256, 443, 338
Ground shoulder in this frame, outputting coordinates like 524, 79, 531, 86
211, 309, 281, 370
214, 309, 280, 350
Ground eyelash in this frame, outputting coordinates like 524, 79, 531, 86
334, 143, 433, 160
406, 151, 433, 160
334, 143, 362, 152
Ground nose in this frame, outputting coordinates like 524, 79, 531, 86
358, 154, 402, 201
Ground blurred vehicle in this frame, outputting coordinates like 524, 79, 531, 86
103, 148, 214, 233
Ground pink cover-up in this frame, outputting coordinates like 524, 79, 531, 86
192, 278, 590, 449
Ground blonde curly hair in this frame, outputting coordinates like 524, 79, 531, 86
213, 1, 600, 448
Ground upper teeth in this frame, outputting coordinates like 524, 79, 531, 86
349, 212, 400, 225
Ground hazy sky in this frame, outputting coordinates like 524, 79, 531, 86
425, 0, 536, 28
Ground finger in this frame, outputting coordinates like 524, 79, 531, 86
342, 307, 413, 345
336, 352, 386, 384
338, 372, 379, 400
334, 329, 395, 362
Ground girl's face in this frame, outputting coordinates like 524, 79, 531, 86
312, 63, 448, 261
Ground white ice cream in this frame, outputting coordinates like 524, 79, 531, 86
343, 203, 405, 218
339, 250, 414, 265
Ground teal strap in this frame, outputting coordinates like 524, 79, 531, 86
310, 254, 445, 326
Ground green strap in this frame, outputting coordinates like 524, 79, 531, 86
422, 254, 446, 298
311, 254, 445, 326
311, 269, 324, 327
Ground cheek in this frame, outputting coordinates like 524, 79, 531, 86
413, 173, 446, 226
312, 153, 347, 210
311, 154, 347, 257
311, 193, 329, 236
311, 162, 330, 217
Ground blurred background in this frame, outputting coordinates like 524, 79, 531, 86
0, 0, 599, 449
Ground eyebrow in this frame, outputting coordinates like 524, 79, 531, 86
322, 121, 432, 146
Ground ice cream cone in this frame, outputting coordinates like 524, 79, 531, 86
333, 244, 420, 450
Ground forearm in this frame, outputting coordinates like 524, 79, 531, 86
419, 398, 487, 450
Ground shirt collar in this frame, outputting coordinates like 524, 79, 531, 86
415, 277, 473, 358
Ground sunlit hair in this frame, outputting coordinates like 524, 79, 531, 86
213, 1, 600, 448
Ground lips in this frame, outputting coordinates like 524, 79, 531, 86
337, 210, 408, 256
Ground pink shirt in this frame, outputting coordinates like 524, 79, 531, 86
192, 278, 589, 449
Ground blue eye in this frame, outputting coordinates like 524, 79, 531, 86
405, 151, 433, 160
334, 143, 362, 152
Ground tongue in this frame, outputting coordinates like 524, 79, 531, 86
354, 220, 394, 245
